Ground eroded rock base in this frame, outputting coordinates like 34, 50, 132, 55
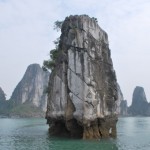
47, 116, 117, 139
83, 116, 117, 139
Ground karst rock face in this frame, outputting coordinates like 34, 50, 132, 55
116, 84, 128, 116
46, 15, 118, 139
128, 86, 149, 116
120, 100, 128, 116
11, 64, 49, 111
0, 87, 6, 101
116, 83, 124, 115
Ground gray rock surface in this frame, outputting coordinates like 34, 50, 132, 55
120, 100, 128, 116
46, 15, 119, 139
116, 83, 124, 115
128, 86, 150, 116
0, 87, 8, 115
0, 87, 6, 101
116, 84, 128, 116
11, 64, 49, 111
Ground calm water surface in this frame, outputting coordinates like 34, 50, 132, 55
0, 117, 150, 150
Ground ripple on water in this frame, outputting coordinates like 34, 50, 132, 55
0, 117, 150, 150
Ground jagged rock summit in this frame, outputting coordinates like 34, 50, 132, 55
46, 15, 119, 139
128, 86, 150, 116
11, 64, 49, 112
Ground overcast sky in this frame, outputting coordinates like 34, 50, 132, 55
0, 0, 150, 105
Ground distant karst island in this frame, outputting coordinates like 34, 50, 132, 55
128, 86, 150, 116
0, 64, 49, 118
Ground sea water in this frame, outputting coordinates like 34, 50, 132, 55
0, 117, 150, 150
